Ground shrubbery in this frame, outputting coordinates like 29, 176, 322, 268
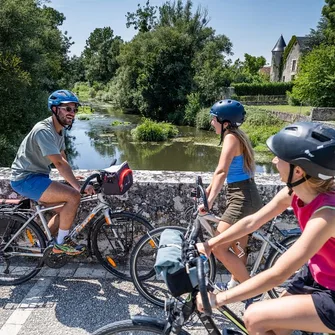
196, 108, 211, 130
131, 118, 178, 141
233, 82, 293, 96
241, 107, 286, 151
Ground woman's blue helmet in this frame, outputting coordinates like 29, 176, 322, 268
48, 90, 80, 111
210, 99, 245, 126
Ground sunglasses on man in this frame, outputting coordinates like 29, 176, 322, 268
58, 106, 78, 113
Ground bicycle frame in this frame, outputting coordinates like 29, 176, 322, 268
1, 193, 115, 258
196, 213, 298, 280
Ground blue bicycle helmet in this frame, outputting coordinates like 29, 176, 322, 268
210, 99, 245, 126
48, 90, 80, 111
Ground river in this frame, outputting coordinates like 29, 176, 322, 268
66, 105, 276, 174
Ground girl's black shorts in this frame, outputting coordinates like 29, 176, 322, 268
287, 264, 335, 331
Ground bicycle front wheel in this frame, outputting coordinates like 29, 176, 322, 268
0, 214, 46, 285
130, 226, 217, 307
264, 235, 300, 299
92, 211, 153, 281
93, 317, 191, 335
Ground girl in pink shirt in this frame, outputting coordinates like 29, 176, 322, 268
197, 121, 335, 334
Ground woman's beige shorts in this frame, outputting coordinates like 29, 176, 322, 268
221, 178, 262, 225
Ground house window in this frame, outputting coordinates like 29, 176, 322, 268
282, 76, 285, 82
291, 75, 295, 81
292, 60, 297, 72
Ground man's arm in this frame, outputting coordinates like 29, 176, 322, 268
48, 154, 81, 192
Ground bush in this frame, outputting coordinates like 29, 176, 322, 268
131, 118, 178, 141
184, 93, 201, 126
196, 108, 211, 130
241, 107, 286, 150
233, 82, 294, 96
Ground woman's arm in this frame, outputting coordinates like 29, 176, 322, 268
206, 186, 292, 250
212, 208, 335, 306
207, 134, 239, 209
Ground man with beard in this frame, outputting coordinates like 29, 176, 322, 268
10, 90, 95, 255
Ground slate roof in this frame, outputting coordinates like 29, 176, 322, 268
272, 35, 286, 52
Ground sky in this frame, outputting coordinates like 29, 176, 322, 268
49, 0, 325, 64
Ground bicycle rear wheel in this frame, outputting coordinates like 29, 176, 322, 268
92, 317, 191, 335
130, 226, 217, 307
0, 214, 46, 285
264, 235, 300, 299
92, 211, 153, 281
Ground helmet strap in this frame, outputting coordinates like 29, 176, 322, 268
286, 164, 311, 195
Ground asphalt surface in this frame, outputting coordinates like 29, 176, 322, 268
0, 263, 245, 335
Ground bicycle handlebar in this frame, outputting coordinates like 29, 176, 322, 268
80, 173, 102, 194
195, 176, 209, 212
197, 257, 212, 316
79, 159, 117, 194
187, 218, 212, 316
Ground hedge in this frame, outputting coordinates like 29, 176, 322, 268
232, 82, 294, 96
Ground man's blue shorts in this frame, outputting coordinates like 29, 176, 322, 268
10, 174, 52, 202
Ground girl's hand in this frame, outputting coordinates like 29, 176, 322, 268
196, 291, 217, 312
196, 242, 212, 258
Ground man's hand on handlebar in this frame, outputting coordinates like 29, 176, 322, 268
196, 241, 212, 258
84, 184, 95, 195
196, 291, 217, 312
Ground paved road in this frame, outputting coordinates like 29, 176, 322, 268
0, 263, 245, 335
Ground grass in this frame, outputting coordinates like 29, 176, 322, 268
257, 105, 312, 115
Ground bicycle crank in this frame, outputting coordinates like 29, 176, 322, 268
43, 245, 70, 268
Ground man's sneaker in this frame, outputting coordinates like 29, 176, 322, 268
52, 239, 86, 256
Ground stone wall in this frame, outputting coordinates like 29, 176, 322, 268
0, 168, 296, 228
310, 107, 335, 121
0, 168, 299, 265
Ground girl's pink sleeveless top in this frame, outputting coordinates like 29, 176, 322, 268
292, 192, 335, 290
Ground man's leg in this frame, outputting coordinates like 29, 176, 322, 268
39, 181, 82, 254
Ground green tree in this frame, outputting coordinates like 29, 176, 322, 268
290, 45, 335, 107
243, 53, 266, 76
0, 0, 71, 165
83, 27, 123, 84
126, 0, 158, 33
193, 36, 232, 105
322, 0, 335, 44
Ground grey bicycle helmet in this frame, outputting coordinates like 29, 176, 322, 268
267, 122, 335, 192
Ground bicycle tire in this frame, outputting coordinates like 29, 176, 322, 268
93, 317, 191, 335
130, 226, 217, 307
91, 210, 153, 281
264, 235, 300, 299
0, 213, 46, 285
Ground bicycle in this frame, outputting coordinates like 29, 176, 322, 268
0, 161, 153, 285
93, 184, 320, 335
130, 176, 301, 307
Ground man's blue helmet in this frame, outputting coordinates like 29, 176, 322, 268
48, 90, 80, 111
210, 99, 245, 126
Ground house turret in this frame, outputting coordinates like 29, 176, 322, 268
270, 35, 286, 82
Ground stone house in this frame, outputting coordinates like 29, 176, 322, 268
270, 35, 310, 82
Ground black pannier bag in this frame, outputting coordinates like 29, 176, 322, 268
101, 161, 133, 195
154, 228, 208, 297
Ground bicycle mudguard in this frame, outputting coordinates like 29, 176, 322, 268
131, 315, 166, 329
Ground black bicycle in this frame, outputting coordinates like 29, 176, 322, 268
130, 176, 301, 307
92, 181, 321, 335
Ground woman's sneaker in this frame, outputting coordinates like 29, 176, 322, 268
52, 238, 86, 256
